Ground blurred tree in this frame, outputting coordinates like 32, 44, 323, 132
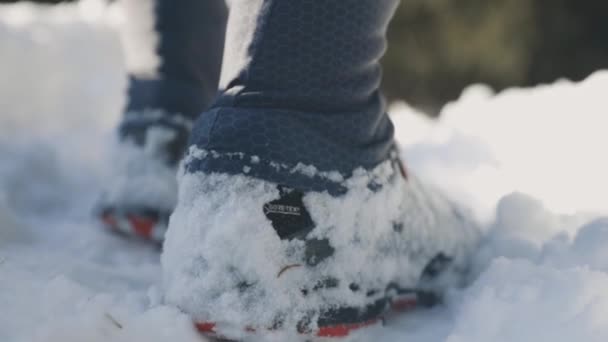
383, 0, 608, 115
383, 0, 536, 114
528, 0, 608, 86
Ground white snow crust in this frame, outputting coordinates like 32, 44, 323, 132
162, 155, 478, 338
2, 2, 608, 341
99, 110, 182, 216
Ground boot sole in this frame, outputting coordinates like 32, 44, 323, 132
194, 292, 419, 339
98, 209, 167, 244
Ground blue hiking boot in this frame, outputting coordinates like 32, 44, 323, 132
161, 0, 479, 339
164, 150, 478, 339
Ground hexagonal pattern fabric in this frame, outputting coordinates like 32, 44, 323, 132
187, 0, 400, 192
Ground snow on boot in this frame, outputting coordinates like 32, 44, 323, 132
96, 110, 191, 243
163, 149, 479, 339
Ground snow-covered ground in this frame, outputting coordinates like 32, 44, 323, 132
2, 1, 608, 341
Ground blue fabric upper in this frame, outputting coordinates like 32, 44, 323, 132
187, 0, 400, 192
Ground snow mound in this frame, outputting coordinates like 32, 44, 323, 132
2, 1, 608, 341
99, 120, 180, 217
394, 73, 608, 219
448, 258, 608, 342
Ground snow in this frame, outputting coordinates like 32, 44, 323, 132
2, 1, 608, 341
162, 156, 477, 339
99, 110, 183, 220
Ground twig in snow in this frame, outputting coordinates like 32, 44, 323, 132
105, 313, 123, 329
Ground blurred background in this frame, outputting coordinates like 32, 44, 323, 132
2, 0, 607, 116
384, 0, 608, 115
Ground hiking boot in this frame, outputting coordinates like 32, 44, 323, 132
96, 110, 191, 243
162, 147, 479, 339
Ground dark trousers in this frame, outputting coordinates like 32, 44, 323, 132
126, 0, 228, 120
187, 0, 400, 192
127, 0, 399, 192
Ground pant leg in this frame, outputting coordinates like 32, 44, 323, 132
126, 0, 228, 119
187, 0, 400, 193
121, 0, 228, 165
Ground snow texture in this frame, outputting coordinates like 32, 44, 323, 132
162, 155, 478, 338
2, 1, 608, 341
99, 110, 182, 217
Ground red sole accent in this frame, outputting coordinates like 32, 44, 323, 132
99, 213, 158, 241
194, 297, 416, 339
126, 215, 155, 239
316, 319, 380, 337
195, 322, 217, 334
195, 319, 381, 339
391, 298, 417, 312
